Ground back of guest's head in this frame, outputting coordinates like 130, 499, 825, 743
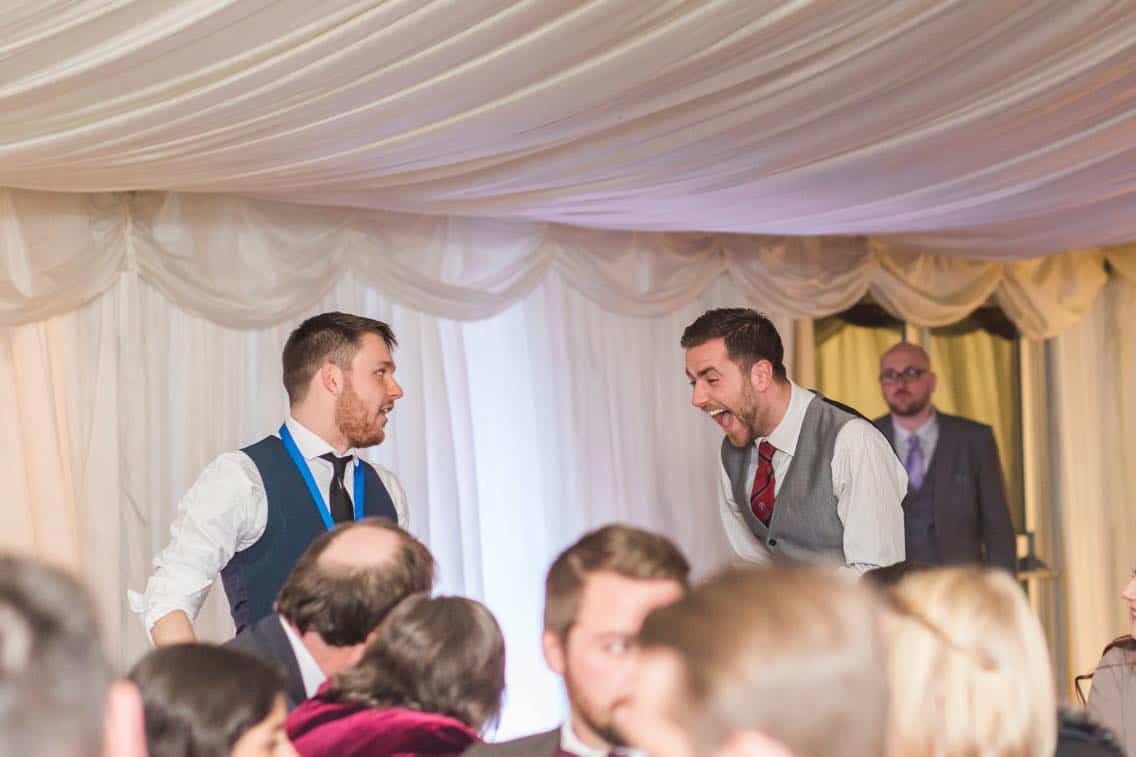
128, 643, 290, 757
626, 565, 888, 757
886, 566, 1055, 757
544, 523, 691, 638
326, 594, 505, 733
0, 554, 110, 757
275, 517, 435, 645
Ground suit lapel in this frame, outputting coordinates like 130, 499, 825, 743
927, 414, 959, 535
261, 616, 308, 709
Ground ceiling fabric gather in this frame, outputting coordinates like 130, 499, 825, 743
2, 1, 1136, 258
2, 189, 1130, 338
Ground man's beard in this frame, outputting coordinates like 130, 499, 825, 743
887, 390, 929, 418
563, 661, 627, 748
335, 380, 384, 448
725, 382, 762, 448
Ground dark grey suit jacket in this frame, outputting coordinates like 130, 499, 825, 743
463, 727, 560, 757
226, 613, 307, 710
873, 412, 1016, 573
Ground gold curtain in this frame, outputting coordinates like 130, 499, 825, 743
814, 318, 901, 420
927, 330, 1023, 530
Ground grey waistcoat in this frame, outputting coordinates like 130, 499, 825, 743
721, 393, 859, 566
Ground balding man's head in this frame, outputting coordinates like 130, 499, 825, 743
879, 342, 936, 418
317, 524, 403, 571
276, 518, 434, 646
880, 342, 930, 370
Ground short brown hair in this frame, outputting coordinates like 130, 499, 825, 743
544, 524, 690, 638
638, 565, 888, 757
275, 518, 434, 646
680, 308, 787, 381
282, 311, 397, 404
325, 594, 505, 733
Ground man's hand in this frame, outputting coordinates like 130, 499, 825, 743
150, 610, 196, 646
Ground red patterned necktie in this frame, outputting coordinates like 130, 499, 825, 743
750, 440, 776, 526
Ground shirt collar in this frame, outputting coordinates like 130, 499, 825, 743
284, 415, 357, 461
892, 408, 938, 445
278, 616, 328, 699
760, 381, 814, 457
560, 720, 610, 757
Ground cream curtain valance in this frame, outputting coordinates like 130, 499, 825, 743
1, 189, 1127, 339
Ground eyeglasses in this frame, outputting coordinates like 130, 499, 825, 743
879, 367, 928, 384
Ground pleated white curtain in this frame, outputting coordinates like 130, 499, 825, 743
1049, 271, 1136, 694
1, 267, 773, 737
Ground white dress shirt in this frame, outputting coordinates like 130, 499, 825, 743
279, 616, 327, 698
129, 416, 408, 633
717, 382, 907, 574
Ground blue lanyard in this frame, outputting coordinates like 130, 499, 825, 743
279, 424, 365, 530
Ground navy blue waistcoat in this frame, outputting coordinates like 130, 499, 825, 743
220, 436, 398, 634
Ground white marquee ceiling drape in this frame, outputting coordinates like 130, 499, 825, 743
3, 1, 1136, 258
3, 189, 1133, 337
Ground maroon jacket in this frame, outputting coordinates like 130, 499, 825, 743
286, 692, 478, 757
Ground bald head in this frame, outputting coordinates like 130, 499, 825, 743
276, 518, 435, 646
879, 342, 936, 419
318, 524, 402, 572
879, 342, 930, 370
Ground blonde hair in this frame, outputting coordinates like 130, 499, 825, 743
886, 567, 1055, 757
638, 565, 889, 757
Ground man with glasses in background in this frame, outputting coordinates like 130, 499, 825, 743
873, 342, 1016, 573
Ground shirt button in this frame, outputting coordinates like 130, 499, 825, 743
768, 538, 778, 547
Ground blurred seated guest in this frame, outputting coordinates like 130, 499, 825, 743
129, 643, 297, 757
617, 565, 888, 757
229, 517, 435, 709
465, 523, 690, 757
1, 553, 147, 757
1084, 571, 1136, 756
862, 559, 933, 590
287, 594, 505, 757
886, 566, 1055, 757
1057, 708, 1125, 757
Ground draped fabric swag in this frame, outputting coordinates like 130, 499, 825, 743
3, 189, 1131, 337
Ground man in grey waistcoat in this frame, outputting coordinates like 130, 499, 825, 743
872, 342, 1016, 573
682, 308, 906, 573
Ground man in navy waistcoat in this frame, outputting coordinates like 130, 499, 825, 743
131, 312, 410, 645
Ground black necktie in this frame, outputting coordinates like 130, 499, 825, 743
320, 452, 354, 523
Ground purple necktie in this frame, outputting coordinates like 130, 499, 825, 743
905, 436, 925, 490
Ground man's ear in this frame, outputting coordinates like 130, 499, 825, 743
717, 731, 794, 757
748, 359, 773, 392
320, 362, 344, 395
542, 629, 566, 676
928, 370, 938, 395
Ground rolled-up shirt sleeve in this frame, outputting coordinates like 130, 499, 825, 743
128, 452, 266, 634
831, 419, 907, 574
718, 460, 772, 565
